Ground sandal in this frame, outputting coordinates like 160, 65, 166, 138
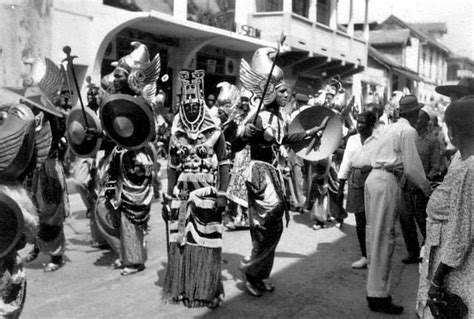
44, 262, 64, 272
111, 259, 123, 270
121, 265, 145, 276
207, 297, 221, 309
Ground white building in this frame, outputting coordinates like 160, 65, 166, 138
0, 0, 370, 106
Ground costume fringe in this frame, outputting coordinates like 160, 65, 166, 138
0, 185, 38, 243
162, 244, 223, 308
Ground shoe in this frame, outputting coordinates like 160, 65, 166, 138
335, 218, 344, 228
44, 261, 64, 272
121, 264, 145, 276
244, 281, 263, 297
367, 296, 404, 315
206, 297, 221, 309
402, 256, 421, 264
24, 247, 40, 263
312, 224, 324, 230
351, 257, 368, 269
255, 280, 275, 292
111, 259, 123, 270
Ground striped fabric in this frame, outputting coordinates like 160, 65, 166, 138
169, 174, 222, 249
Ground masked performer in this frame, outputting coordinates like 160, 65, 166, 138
0, 102, 39, 318
15, 57, 71, 272
232, 47, 329, 297
95, 42, 160, 276
162, 70, 230, 308
214, 82, 251, 230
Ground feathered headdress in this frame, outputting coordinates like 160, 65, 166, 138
113, 41, 161, 105
239, 47, 285, 105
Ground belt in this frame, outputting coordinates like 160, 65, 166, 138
373, 165, 403, 179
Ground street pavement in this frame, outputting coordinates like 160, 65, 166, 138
20, 176, 420, 319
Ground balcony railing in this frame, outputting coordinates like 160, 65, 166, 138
248, 12, 367, 67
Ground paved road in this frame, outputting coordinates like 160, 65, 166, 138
20, 185, 420, 319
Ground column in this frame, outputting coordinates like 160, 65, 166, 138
347, 0, 354, 36
173, 0, 187, 20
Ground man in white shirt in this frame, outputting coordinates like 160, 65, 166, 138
337, 111, 379, 269
364, 95, 432, 315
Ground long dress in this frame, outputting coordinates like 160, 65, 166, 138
95, 147, 153, 266
162, 112, 228, 308
416, 155, 474, 318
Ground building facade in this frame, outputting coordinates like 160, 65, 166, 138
0, 0, 369, 107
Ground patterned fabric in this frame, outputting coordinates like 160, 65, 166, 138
240, 160, 286, 281
227, 145, 251, 207
417, 155, 474, 318
0, 254, 26, 319
33, 158, 69, 257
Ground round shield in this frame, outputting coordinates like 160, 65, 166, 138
0, 104, 36, 182
100, 94, 155, 150
66, 105, 103, 157
288, 106, 342, 162
0, 192, 24, 258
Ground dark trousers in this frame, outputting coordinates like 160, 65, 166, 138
400, 188, 428, 258
355, 211, 367, 257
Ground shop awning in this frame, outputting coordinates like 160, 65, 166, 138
128, 10, 276, 52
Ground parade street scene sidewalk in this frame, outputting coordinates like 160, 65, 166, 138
20, 179, 419, 319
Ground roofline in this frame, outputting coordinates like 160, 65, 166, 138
382, 15, 450, 54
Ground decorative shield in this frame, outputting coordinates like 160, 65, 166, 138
66, 105, 103, 157
100, 94, 155, 150
0, 192, 25, 258
0, 104, 36, 182
288, 106, 342, 162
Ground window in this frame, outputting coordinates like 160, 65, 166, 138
316, 0, 330, 25
293, 0, 309, 18
256, 0, 283, 12
188, 0, 236, 32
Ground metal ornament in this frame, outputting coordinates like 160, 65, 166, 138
100, 94, 155, 150
288, 106, 342, 162
66, 105, 103, 157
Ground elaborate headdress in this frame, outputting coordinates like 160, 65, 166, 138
112, 41, 161, 105
239, 47, 285, 105
175, 70, 216, 140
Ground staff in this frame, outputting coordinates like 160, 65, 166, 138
62, 45, 89, 129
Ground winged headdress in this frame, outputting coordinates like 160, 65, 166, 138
112, 41, 161, 106
239, 47, 285, 106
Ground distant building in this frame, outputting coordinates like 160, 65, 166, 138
373, 15, 450, 104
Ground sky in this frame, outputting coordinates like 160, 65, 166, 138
338, 0, 474, 60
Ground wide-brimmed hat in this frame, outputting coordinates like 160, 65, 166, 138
66, 105, 103, 157
0, 192, 24, 258
435, 77, 474, 98
399, 95, 424, 114
100, 94, 155, 150
295, 93, 309, 104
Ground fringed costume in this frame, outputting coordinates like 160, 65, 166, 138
94, 41, 160, 275
162, 70, 230, 308
0, 102, 39, 317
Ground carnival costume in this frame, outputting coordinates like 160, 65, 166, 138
9, 56, 71, 272
93, 41, 160, 275
0, 80, 66, 314
162, 70, 230, 308
233, 47, 329, 296
215, 82, 251, 229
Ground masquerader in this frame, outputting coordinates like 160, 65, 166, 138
95, 41, 160, 276
162, 69, 230, 308
232, 47, 329, 297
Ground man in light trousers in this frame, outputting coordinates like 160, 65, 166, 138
364, 95, 432, 315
